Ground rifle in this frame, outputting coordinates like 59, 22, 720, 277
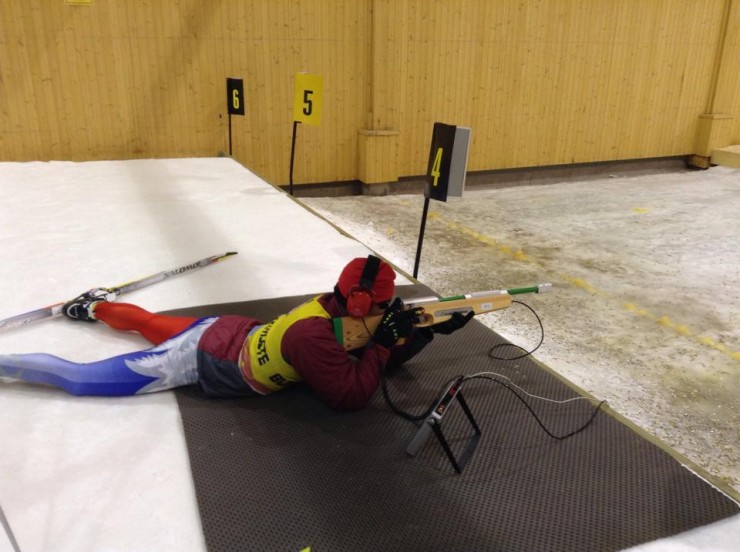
333, 283, 552, 350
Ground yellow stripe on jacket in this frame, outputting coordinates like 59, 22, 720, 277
241, 296, 331, 393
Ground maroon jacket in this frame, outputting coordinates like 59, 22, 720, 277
197, 293, 431, 410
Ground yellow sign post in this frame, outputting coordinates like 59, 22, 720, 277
289, 73, 323, 194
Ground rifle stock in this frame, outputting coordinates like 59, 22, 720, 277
333, 283, 551, 351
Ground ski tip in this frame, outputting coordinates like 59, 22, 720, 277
224, 251, 238, 257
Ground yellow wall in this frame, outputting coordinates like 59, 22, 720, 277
1, 1, 738, 185
389, 0, 740, 173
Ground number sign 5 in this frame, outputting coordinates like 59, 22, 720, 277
294, 73, 323, 126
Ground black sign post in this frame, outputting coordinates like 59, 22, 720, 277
226, 78, 245, 156
414, 122, 471, 278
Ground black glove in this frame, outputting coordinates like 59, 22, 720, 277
429, 311, 474, 335
373, 298, 423, 348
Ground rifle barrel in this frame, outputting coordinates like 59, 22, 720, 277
507, 283, 552, 295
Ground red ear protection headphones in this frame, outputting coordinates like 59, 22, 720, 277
346, 255, 381, 317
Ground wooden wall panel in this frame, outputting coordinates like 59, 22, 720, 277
0, 1, 738, 185
394, 0, 731, 176
711, 0, 740, 142
0, 1, 369, 185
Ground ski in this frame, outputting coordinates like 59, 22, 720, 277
0, 251, 238, 332
0, 500, 21, 552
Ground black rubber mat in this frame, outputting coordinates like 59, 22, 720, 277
167, 288, 739, 552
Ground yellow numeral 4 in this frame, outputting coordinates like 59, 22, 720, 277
431, 147, 443, 186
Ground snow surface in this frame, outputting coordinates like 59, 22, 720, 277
0, 158, 390, 552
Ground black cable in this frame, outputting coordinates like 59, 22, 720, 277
379, 301, 540, 423
380, 371, 462, 422
358, 308, 434, 421
488, 300, 544, 360
365, 311, 458, 422
484, 301, 604, 438
379, 299, 604, 441
463, 374, 606, 439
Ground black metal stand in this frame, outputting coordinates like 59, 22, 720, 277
429, 390, 482, 473
406, 380, 482, 474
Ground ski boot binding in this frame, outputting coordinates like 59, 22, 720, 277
62, 288, 118, 322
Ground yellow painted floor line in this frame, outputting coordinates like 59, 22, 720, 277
426, 210, 739, 362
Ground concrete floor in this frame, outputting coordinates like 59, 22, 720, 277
300, 163, 740, 496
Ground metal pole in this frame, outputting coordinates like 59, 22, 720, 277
289, 120, 300, 195
228, 114, 233, 156
413, 197, 431, 279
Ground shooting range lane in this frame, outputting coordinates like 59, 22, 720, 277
301, 164, 740, 499
1, 158, 738, 551
165, 291, 738, 552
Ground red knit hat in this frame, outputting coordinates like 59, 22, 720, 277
337, 256, 396, 303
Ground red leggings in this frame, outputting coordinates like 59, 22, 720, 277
94, 302, 198, 345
